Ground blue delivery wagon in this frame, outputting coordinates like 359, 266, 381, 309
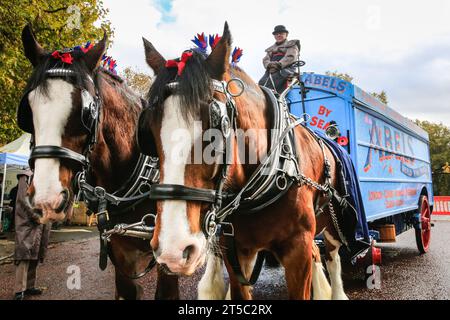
286, 73, 433, 260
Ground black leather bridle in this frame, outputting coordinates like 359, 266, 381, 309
145, 78, 240, 238
144, 77, 277, 286
18, 68, 100, 171
18, 67, 160, 276
17, 68, 100, 217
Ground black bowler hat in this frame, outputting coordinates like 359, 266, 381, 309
272, 25, 289, 35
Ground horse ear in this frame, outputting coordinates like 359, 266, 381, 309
137, 106, 158, 156
143, 37, 166, 75
206, 21, 232, 80
22, 24, 46, 67
84, 31, 108, 71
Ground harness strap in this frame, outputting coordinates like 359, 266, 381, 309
107, 242, 157, 279
301, 127, 353, 247
149, 184, 219, 203
30, 145, 87, 167
79, 181, 151, 208
96, 197, 109, 270
223, 232, 266, 286
217, 116, 306, 220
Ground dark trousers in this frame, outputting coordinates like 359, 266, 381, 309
14, 260, 38, 293
258, 66, 296, 94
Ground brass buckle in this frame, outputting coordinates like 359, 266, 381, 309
95, 210, 110, 223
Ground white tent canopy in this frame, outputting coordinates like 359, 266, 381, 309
0, 134, 31, 227
0, 133, 31, 157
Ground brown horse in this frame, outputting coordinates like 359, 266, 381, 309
18, 25, 178, 299
139, 22, 350, 300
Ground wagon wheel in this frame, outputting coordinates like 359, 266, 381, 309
415, 195, 431, 254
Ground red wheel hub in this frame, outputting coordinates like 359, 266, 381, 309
371, 244, 382, 265
420, 197, 431, 252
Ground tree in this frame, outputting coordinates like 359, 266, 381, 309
0, 0, 113, 146
442, 162, 450, 174
371, 90, 388, 104
121, 67, 152, 98
415, 120, 450, 196
325, 70, 353, 83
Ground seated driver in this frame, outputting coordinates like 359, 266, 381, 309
258, 25, 300, 94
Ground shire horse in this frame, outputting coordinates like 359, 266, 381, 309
139, 22, 349, 300
18, 25, 179, 299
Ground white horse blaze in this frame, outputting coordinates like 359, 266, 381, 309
29, 79, 74, 207
158, 96, 205, 263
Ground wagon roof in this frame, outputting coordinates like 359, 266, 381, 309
301, 73, 429, 141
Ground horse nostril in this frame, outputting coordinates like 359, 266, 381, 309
183, 245, 195, 261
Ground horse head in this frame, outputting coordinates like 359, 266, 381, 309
139, 22, 242, 275
19, 25, 107, 224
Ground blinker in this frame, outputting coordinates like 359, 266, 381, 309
81, 89, 99, 133
209, 100, 230, 137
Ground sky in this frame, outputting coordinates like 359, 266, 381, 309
102, 0, 450, 126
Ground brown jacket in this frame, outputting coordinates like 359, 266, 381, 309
14, 174, 51, 262
263, 39, 300, 69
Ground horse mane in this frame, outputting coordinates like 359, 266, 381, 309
96, 68, 142, 113
147, 50, 213, 121
99, 68, 124, 83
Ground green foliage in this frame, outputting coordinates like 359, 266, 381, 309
415, 120, 450, 196
371, 90, 388, 105
442, 162, 450, 174
121, 67, 152, 98
0, 0, 113, 146
325, 70, 354, 83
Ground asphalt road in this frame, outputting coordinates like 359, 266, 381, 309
0, 218, 449, 300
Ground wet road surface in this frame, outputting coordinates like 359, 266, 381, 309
0, 218, 449, 300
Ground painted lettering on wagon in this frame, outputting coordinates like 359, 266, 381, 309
310, 105, 349, 147
368, 188, 418, 209
304, 74, 348, 94
363, 114, 415, 173
310, 105, 333, 130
